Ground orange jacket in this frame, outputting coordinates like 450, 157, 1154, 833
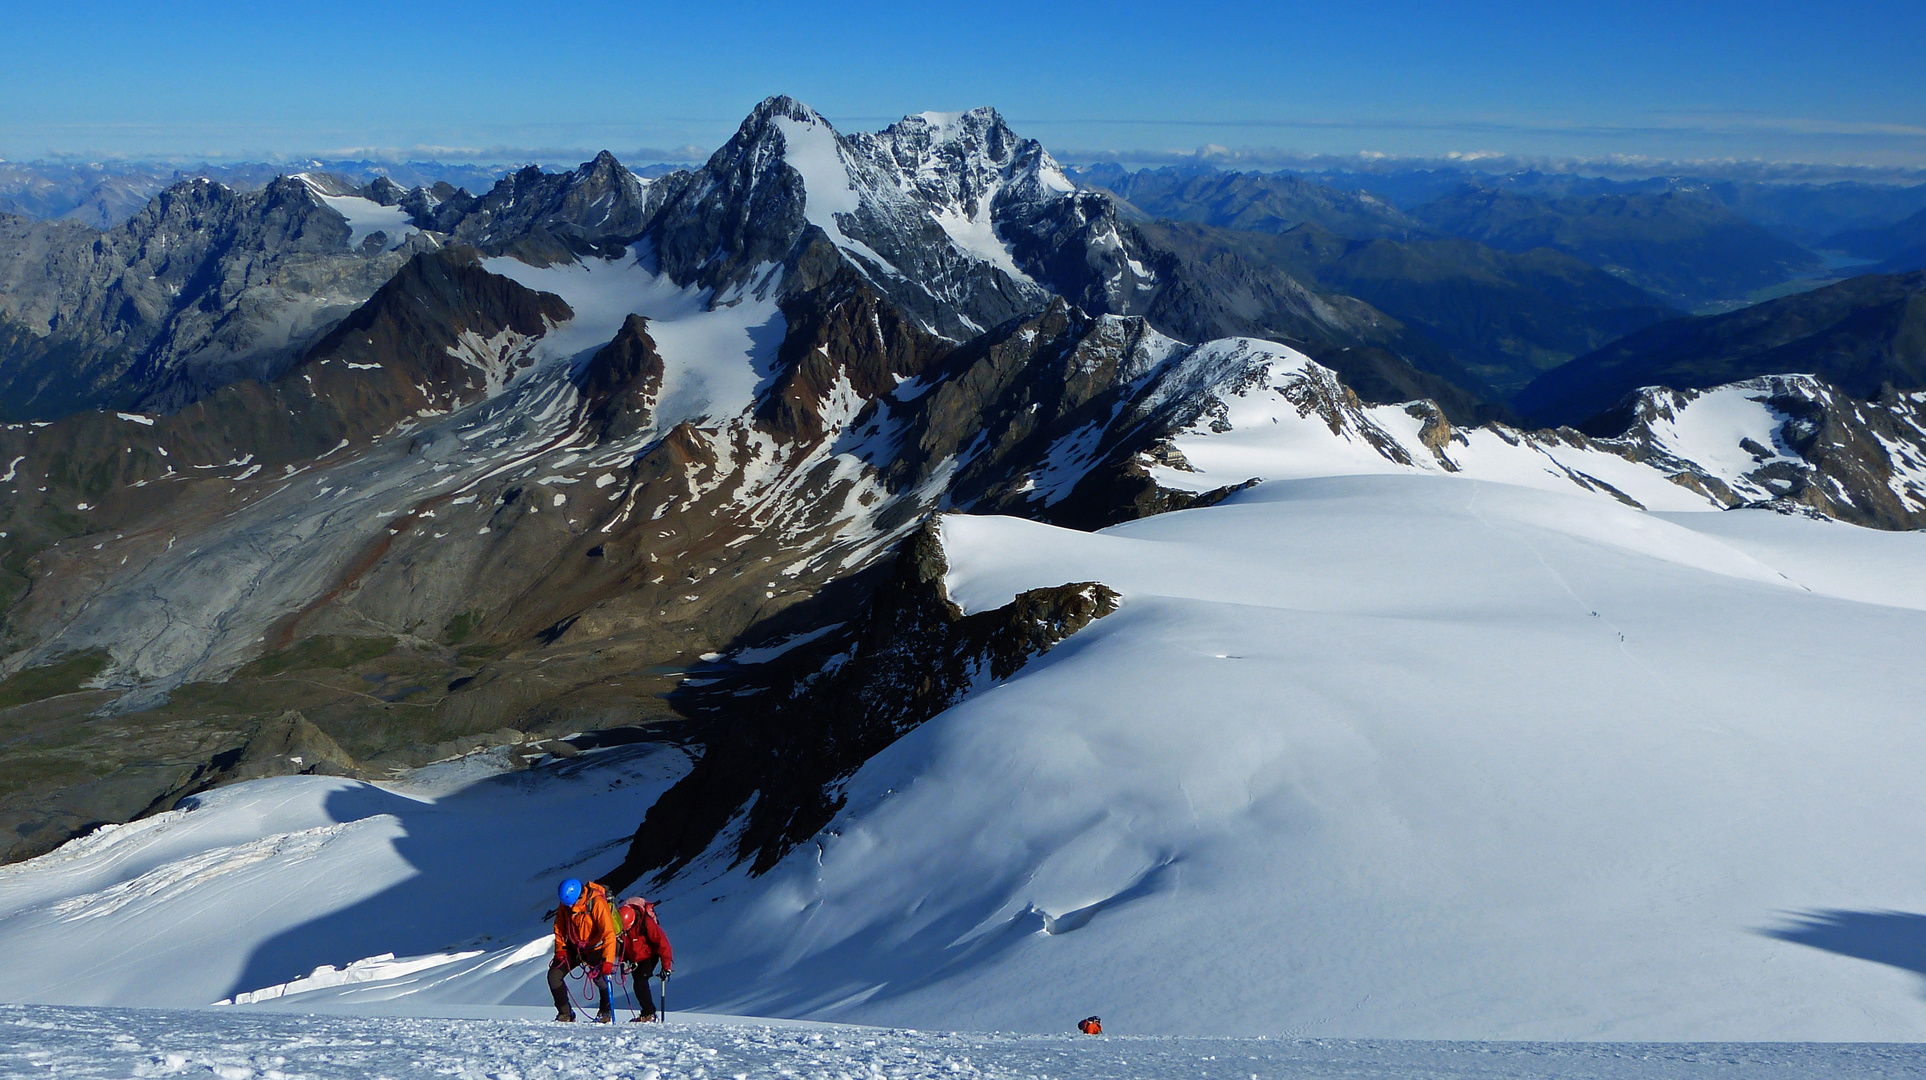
552, 881, 618, 968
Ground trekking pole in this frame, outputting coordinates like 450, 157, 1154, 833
659, 973, 668, 1026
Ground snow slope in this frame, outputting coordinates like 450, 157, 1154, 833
633, 478, 1926, 1040
483, 245, 786, 430
19, 472, 1923, 1040
0, 745, 686, 1007
297, 175, 419, 252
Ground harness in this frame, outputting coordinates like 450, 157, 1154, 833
560, 883, 612, 952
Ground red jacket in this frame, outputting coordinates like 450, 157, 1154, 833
616, 896, 673, 974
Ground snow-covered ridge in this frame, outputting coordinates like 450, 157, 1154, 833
1004, 334, 1926, 525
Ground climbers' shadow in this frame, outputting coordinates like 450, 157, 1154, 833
1764, 909, 1926, 980
225, 743, 686, 1002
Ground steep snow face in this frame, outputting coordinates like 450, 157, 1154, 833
770, 112, 890, 273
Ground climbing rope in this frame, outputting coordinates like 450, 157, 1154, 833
565, 967, 608, 1014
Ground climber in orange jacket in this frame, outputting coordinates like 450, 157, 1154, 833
549, 878, 619, 1022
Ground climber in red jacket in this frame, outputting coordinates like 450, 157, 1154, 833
616, 894, 674, 1022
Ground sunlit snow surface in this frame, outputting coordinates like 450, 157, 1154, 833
0, 746, 688, 1008
481, 247, 786, 431
7, 1005, 1925, 1080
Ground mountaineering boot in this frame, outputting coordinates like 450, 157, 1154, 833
594, 1008, 614, 1024
555, 1009, 575, 1023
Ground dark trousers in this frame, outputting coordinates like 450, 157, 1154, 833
549, 948, 612, 1016
631, 963, 658, 1019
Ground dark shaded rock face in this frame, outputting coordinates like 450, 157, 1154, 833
441, 152, 653, 265
299, 246, 574, 413
0, 177, 443, 418
574, 314, 665, 443
606, 521, 1119, 888
1517, 270, 1926, 428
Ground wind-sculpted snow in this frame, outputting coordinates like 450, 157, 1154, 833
6, 1005, 1925, 1080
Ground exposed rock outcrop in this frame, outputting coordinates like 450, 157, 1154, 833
605, 521, 1119, 887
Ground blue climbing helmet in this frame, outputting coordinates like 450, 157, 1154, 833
558, 878, 584, 908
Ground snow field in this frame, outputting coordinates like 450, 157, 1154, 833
10, 473, 1926, 1039
8, 1005, 1925, 1080
0, 745, 688, 1009
643, 475, 1926, 1038
483, 248, 787, 431
296, 176, 419, 252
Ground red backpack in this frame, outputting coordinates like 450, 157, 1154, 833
616, 896, 670, 967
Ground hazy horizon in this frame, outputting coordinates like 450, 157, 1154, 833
6, 1, 1921, 171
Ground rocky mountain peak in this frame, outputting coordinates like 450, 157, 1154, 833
364, 176, 407, 206
441, 151, 649, 263
647, 97, 1083, 340
859, 106, 1073, 223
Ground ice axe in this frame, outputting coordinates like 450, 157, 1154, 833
659, 972, 669, 1025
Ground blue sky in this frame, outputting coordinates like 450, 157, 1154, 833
2, 0, 1922, 168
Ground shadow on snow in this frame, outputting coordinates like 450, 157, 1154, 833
1764, 909, 1926, 988
223, 744, 683, 1003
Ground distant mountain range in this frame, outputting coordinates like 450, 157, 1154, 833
0, 159, 684, 230
1826, 206, 1926, 274
1135, 220, 1677, 395
1515, 269, 1926, 428
1404, 186, 1824, 310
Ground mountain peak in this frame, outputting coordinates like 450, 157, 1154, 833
746, 94, 829, 126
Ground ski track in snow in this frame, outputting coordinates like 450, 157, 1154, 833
5, 1004, 1923, 1080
